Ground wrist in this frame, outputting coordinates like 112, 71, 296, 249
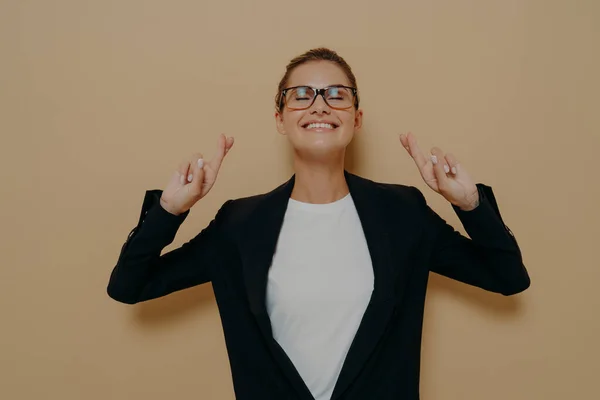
159, 197, 183, 216
456, 187, 480, 211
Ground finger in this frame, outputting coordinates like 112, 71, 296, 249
399, 133, 410, 154
178, 160, 192, 185
184, 153, 203, 184
406, 132, 429, 171
209, 134, 227, 171
444, 153, 459, 175
224, 136, 235, 154
167, 170, 181, 187
430, 147, 450, 186
190, 155, 205, 192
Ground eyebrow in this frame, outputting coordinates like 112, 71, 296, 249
291, 84, 349, 88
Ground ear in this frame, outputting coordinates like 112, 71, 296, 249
354, 108, 363, 131
275, 110, 286, 135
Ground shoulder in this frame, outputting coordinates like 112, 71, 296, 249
351, 173, 427, 208
211, 180, 289, 227
220, 192, 270, 217
210, 193, 265, 226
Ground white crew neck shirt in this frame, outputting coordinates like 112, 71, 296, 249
265, 193, 374, 400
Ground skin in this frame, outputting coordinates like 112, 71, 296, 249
159, 134, 234, 215
275, 61, 363, 204
160, 60, 479, 215
275, 60, 479, 209
399, 132, 480, 211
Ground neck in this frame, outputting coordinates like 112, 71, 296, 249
290, 151, 349, 204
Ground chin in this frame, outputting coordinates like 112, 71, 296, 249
291, 141, 348, 159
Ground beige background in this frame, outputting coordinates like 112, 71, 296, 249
1, 0, 598, 399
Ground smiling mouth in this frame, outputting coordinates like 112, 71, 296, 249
302, 122, 339, 130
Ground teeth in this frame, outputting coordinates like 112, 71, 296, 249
305, 122, 335, 130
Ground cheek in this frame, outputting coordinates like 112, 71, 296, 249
338, 112, 358, 129
282, 112, 304, 131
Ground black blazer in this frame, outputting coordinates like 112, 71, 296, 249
107, 171, 530, 400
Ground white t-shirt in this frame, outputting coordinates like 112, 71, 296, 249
266, 193, 374, 400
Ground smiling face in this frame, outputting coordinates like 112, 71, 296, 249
275, 61, 363, 159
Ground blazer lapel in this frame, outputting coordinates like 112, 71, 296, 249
329, 172, 402, 400
237, 171, 414, 400
237, 176, 315, 399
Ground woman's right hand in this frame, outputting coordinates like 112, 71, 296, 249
159, 134, 235, 215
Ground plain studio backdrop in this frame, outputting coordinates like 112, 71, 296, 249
1, 0, 598, 399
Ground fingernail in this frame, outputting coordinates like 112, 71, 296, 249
187, 174, 193, 182
197, 158, 204, 168
451, 166, 457, 174
180, 174, 185, 185
431, 155, 438, 164
444, 164, 450, 173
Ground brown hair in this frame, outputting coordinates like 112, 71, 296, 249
275, 47, 359, 112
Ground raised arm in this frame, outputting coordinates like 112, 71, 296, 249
415, 184, 530, 295
107, 134, 235, 304
399, 131, 530, 295
107, 191, 232, 304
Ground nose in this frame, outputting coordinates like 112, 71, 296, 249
310, 94, 331, 114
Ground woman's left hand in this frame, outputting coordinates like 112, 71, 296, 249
399, 132, 480, 211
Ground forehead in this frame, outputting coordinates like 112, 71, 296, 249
286, 61, 351, 88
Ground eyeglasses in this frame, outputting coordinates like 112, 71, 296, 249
280, 85, 359, 111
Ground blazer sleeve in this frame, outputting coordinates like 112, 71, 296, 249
415, 183, 531, 295
106, 189, 231, 304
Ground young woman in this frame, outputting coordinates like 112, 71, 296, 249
107, 48, 530, 400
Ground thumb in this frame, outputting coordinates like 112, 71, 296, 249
190, 157, 206, 193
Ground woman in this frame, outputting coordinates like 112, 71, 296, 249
107, 48, 530, 400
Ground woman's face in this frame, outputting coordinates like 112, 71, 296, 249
275, 61, 363, 159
